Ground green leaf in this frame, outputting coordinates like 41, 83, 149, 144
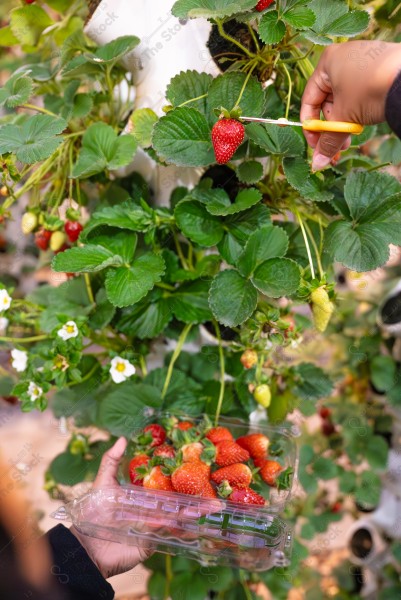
246, 122, 304, 157
98, 383, 162, 437
339, 470, 356, 493
105, 254, 166, 308
172, 0, 256, 19
237, 225, 289, 277
166, 70, 213, 118
52, 245, 123, 273
45, 0, 72, 11
293, 363, 333, 400
0, 74, 33, 108
0, 115, 66, 164
370, 355, 396, 393
306, 0, 369, 44
89, 231, 137, 263
82, 202, 154, 239
283, 156, 334, 202
72, 123, 137, 178
259, 11, 287, 45
312, 456, 338, 480
145, 368, 203, 414
175, 200, 224, 246
298, 445, 318, 494
117, 296, 173, 339
283, 5, 316, 29
91, 35, 140, 64
130, 108, 158, 148
219, 204, 271, 265
171, 280, 213, 324
10, 5, 53, 46
0, 26, 19, 47
209, 270, 257, 327
236, 160, 263, 184
252, 258, 300, 298
365, 436, 388, 470
148, 572, 167, 600
324, 170, 401, 271
49, 452, 88, 486
208, 71, 265, 119
89, 289, 116, 330
153, 107, 214, 167
355, 470, 381, 508
206, 188, 262, 216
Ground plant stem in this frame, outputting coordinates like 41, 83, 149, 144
63, 131, 86, 139
304, 220, 324, 279
161, 324, 192, 401
0, 334, 48, 344
216, 19, 255, 58
281, 63, 293, 120
20, 104, 58, 117
294, 208, 315, 280
234, 61, 257, 109
139, 355, 148, 377
239, 570, 252, 600
173, 231, 189, 270
156, 282, 176, 291
164, 554, 173, 599
84, 274, 95, 304
66, 363, 99, 387
178, 93, 208, 108
213, 321, 226, 427
248, 24, 260, 52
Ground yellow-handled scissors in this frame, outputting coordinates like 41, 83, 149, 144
240, 116, 364, 135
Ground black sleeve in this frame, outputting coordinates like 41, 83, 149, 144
385, 70, 401, 139
46, 524, 115, 600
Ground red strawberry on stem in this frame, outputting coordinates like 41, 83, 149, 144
143, 424, 166, 447
228, 486, 265, 506
206, 426, 233, 445
176, 421, 194, 431
64, 220, 83, 243
215, 440, 250, 467
212, 118, 245, 165
211, 463, 253, 488
35, 229, 52, 251
143, 466, 173, 491
255, 0, 275, 11
236, 433, 270, 460
129, 454, 149, 485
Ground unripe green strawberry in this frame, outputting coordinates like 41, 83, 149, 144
310, 287, 334, 333
253, 384, 271, 408
50, 231, 67, 252
21, 212, 38, 234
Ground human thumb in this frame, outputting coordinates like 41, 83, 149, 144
93, 437, 127, 489
312, 130, 350, 172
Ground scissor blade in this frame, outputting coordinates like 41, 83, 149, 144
241, 116, 303, 127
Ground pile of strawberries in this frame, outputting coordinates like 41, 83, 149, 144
128, 418, 291, 506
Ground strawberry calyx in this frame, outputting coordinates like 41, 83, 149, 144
213, 105, 243, 120
217, 480, 233, 498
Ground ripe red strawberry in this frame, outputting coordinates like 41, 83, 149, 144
236, 433, 269, 460
322, 420, 336, 436
228, 486, 265, 506
129, 454, 149, 485
200, 482, 218, 499
319, 406, 331, 419
206, 426, 233, 445
64, 220, 83, 243
212, 118, 245, 164
35, 229, 52, 251
153, 444, 175, 459
211, 463, 252, 487
215, 441, 250, 467
25, 0, 35, 3
171, 462, 210, 496
143, 466, 173, 491
258, 460, 283, 486
182, 442, 203, 463
255, 0, 274, 11
176, 421, 194, 431
331, 501, 342, 513
143, 424, 166, 447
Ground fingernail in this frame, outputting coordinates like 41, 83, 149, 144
312, 153, 332, 172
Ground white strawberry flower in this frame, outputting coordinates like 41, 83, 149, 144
0, 290, 11, 312
57, 320, 79, 341
11, 349, 28, 372
28, 381, 43, 402
110, 356, 136, 384
0, 317, 8, 334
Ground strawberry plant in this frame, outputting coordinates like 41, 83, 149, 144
0, 0, 401, 597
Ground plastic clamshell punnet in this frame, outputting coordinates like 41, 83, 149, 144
52, 486, 293, 571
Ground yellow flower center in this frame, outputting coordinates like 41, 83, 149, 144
116, 362, 126, 373
3, 297, 8, 305
65, 325, 75, 334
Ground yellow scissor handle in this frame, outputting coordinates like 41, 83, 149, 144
302, 119, 364, 135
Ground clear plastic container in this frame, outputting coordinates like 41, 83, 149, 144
51, 412, 297, 570
52, 486, 293, 571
